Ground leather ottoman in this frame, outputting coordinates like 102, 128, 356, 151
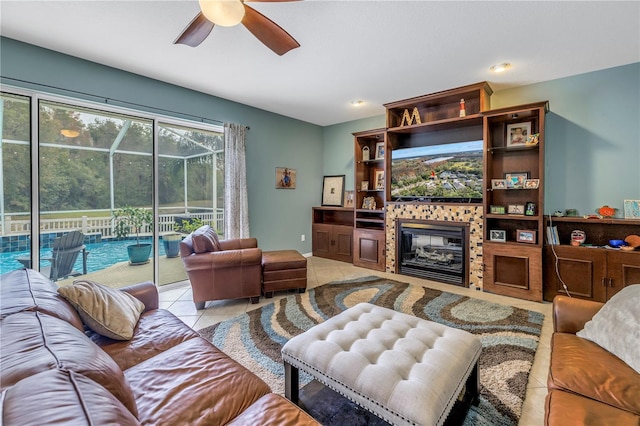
261, 250, 307, 298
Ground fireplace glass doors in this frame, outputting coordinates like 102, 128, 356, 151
398, 220, 468, 286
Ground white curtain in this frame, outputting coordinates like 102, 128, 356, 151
224, 123, 250, 239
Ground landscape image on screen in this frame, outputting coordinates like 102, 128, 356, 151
391, 140, 483, 200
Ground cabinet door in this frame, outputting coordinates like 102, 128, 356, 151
333, 225, 354, 263
483, 242, 542, 301
543, 246, 607, 302
312, 224, 332, 258
606, 251, 640, 299
353, 229, 385, 271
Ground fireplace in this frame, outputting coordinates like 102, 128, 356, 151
397, 219, 469, 286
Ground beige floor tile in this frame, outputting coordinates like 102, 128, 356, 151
201, 299, 248, 317
166, 300, 204, 316
158, 287, 189, 302
193, 315, 225, 330
176, 315, 200, 328
519, 386, 548, 426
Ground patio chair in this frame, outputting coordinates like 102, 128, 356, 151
41, 230, 89, 281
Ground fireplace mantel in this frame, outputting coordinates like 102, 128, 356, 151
385, 203, 483, 290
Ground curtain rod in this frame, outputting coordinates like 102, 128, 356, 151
1, 76, 249, 130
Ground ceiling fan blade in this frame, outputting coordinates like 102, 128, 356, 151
174, 12, 215, 47
242, 5, 300, 56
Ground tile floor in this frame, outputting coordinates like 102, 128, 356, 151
159, 256, 552, 426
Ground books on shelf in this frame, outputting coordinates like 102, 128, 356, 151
546, 226, 559, 245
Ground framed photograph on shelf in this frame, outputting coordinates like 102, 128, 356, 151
623, 200, 640, 219
516, 229, 537, 244
525, 202, 537, 216
506, 122, 531, 147
362, 196, 376, 210
275, 167, 296, 189
360, 181, 369, 191
524, 178, 540, 189
508, 204, 525, 215
344, 190, 354, 207
490, 230, 506, 242
321, 175, 345, 207
374, 169, 385, 190
505, 172, 529, 189
375, 142, 385, 160
491, 179, 507, 189
490, 205, 506, 214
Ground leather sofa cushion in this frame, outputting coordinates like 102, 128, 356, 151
545, 389, 639, 426
0, 269, 84, 331
549, 333, 640, 415
125, 337, 270, 425
262, 250, 307, 271
227, 393, 320, 425
0, 311, 138, 417
191, 225, 222, 253
91, 308, 201, 370
1, 369, 141, 426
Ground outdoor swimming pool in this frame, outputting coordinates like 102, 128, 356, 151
1, 239, 168, 274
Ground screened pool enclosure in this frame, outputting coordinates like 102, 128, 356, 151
1, 92, 224, 287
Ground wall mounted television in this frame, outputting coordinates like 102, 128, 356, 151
390, 140, 484, 203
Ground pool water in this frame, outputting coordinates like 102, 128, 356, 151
1, 239, 168, 274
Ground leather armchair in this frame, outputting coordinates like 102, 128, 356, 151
179, 226, 262, 309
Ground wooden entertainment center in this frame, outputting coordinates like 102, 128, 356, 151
312, 82, 639, 302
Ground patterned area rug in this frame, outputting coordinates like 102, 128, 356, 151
198, 276, 544, 425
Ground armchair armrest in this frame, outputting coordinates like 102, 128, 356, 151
553, 295, 604, 334
120, 281, 159, 312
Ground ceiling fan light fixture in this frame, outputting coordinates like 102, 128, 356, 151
351, 100, 364, 107
199, 0, 245, 27
490, 62, 511, 73
60, 129, 80, 138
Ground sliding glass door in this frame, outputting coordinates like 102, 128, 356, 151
1, 89, 223, 288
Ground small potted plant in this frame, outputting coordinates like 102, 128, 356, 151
113, 206, 153, 265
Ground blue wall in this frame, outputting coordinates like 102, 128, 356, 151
324, 63, 640, 217
1, 37, 323, 253
2, 35, 638, 258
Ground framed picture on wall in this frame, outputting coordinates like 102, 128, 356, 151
321, 175, 345, 206
275, 167, 296, 189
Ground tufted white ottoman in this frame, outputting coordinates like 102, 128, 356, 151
281, 303, 482, 426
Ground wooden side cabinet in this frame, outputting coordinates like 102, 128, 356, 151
483, 241, 543, 302
353, 228, 385, 271
312, 207, 353, 263
543, 216, 640, 302
544, 245, 640, 302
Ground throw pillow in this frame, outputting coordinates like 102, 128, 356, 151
58, 280, 145, 340
191, 225, 222, 253
576, 284, 640, 373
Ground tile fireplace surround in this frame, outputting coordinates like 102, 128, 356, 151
385, 203, 484, 290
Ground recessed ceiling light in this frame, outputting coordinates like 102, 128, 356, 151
351, 100, 364, 107
490, 63, 511, 73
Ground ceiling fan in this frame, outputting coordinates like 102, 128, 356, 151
174, 0, 300, 56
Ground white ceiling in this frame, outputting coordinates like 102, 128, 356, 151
1, 1, 639, 126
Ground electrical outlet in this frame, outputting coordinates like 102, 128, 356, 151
301, 234, 305, 242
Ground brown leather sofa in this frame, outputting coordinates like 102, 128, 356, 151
1, 268, 320, 425
180, 225, 262, 309
545, 296, 640, 425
